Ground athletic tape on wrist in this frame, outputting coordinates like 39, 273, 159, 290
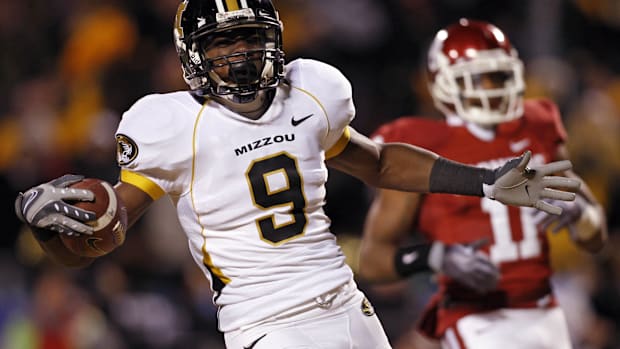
429, 157, 495, 197
574, 204, 602, 241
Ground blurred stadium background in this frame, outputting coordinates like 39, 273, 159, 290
1, 0, 620, 348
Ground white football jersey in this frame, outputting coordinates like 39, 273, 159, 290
115, 59, 356, 332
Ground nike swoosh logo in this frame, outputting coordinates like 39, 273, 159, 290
22, 190, 40, 215
509, 138, 530, 153
291, 114, 314, 126
402, 251, 418, 264
86, 237, 104, 252
243, 334, 267, 349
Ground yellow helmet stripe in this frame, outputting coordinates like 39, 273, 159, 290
174, 1, 188, 37
225, 0, 240, 11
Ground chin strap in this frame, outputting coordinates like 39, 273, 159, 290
231, 91, 259, 104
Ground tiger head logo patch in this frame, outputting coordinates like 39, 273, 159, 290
361, 297, 375, 316
116, 134, 138, 166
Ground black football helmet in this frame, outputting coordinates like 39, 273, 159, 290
173, 0, 284, 100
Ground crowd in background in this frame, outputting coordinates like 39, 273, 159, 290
1, 0, 620, 348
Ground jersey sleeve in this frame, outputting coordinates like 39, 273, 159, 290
371, 117, 449, 152
522, 99, 568, 157
531, 99, 567, 142
115, 94, 193, 199
290, 59, 355, 158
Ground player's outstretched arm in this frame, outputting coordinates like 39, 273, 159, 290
327, 127, 580, 214
15, 175, 153, 267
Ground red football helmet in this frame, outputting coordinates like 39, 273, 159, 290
427, 18, 525, 125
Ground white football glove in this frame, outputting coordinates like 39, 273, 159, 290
532, 196, 585, 233
532, 195, 602, 243
15, 174, 96, 236
429, 239, 499, 294
483, 151, 581, 215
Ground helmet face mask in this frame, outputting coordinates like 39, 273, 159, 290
428, 19, 525, 126
198, 25, 280, 96
174, 0, 284, 102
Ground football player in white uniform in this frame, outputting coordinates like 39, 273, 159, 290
15, 1, 581, 348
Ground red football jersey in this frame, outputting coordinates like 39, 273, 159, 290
372, 99, 567, 336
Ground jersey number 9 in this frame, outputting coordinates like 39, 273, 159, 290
246, 152, 308, 244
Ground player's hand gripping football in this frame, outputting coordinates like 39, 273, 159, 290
429, 239, 499, 294
15, 174, 96, 237
483, 151, 581, 215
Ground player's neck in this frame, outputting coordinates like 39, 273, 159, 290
446, 114, 497, 141
215, 89, 276, 120
466, 121, 497, 141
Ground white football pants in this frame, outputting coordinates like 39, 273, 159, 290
224, 280, 392, 349
441, 306, 572, 349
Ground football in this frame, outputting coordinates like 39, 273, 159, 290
59, 178, 128, 258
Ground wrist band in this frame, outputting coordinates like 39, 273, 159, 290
394, 243, 433, 277
429, 157, 495, 197
574, 204, 602, 241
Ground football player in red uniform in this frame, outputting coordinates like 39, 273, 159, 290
359, 19, 607, 349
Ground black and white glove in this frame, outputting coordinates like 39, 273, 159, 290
483, 151, 581, 215
429, 239, 499, 294
15, 174, 96, 239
